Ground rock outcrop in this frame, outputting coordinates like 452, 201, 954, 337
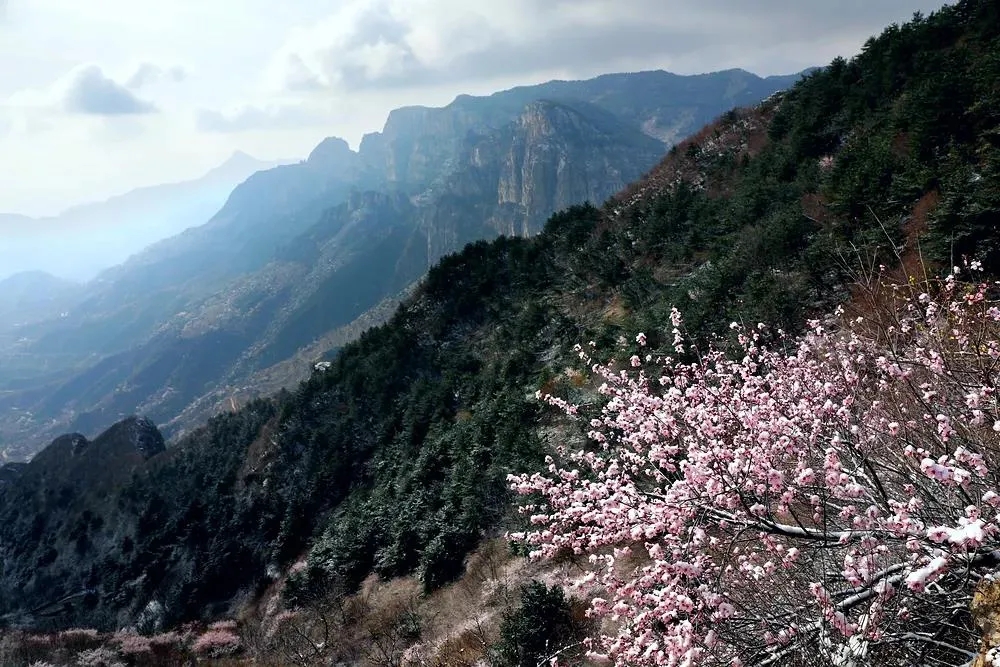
0, 416, 167, 629
972, 578, 1000, 666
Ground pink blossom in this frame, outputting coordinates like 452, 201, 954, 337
513, 273, 1000, 666
905, 557, 948, 592
192, 628, 241, 657
926, 526, 950, 543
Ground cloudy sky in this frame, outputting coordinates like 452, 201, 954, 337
0, 0, 950, 216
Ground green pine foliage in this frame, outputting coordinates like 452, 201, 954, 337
493, 582, 582, 667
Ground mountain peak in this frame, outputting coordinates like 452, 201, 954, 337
202, 150, 268, 181
0, 269, 78, 295
307, 136, 355, 166
112, 415, 166, 460
222, 149, 258, 167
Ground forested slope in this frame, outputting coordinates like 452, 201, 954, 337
1, 1, 998, 649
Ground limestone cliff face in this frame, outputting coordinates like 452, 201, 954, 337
360, 105, 489, 186
409, 100, 665, 247
354, 68, 808, 198
342, 71, 808, 263
497, 102, 583, 229
349, 98, 665, 267
492, 101, 661, 236
379, 100, 665, 268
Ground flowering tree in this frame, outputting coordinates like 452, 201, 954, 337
510, 266, 1000, 666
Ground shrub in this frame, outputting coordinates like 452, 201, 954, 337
512, 266, 1000, 665
191, 628, 241, 657
112, 630, 152, 656
493, 581, 579, 667
74, 647, 126, 667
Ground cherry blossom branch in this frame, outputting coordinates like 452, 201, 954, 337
510, 266, 1000, 666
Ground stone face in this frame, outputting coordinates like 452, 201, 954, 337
972, 579, 1000, 666
69, 434, 89, 456
123, 416, 166, 460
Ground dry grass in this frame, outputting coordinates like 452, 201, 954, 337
839, 189, 942, 327
612, 102, 779, 214
2, 536, 614, 667
601, 294, 629, 325
432, 628, 493, 667
801, 192, 833, 226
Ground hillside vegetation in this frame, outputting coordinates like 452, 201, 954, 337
2, 1, 1000, 664
0, 69, 801, 460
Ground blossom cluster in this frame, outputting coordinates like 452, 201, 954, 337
510, 268, 1000, 666
191, 625, 241, 657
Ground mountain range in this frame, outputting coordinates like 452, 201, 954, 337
0, 67, 807, 460
0, 151, 288, 283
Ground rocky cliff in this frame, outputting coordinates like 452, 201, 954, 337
0, 416, 166, 628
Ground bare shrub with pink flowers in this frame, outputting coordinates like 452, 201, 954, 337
57, 628, 100, 649
111, 629, 152, 657
191, 625, 242, 658
510, 265, 1000, 666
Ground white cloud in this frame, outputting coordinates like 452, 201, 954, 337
0, 0, 953, 217
126, 63, 187, 89
6, 62, 182, 117
196, 103, 325, 133
263, 0, 951, 94
63, 65, 158, 115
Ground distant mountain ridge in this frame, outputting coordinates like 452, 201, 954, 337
0, 271, 80, 325
0, 67, 810, 459
0, 151, 290, 282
